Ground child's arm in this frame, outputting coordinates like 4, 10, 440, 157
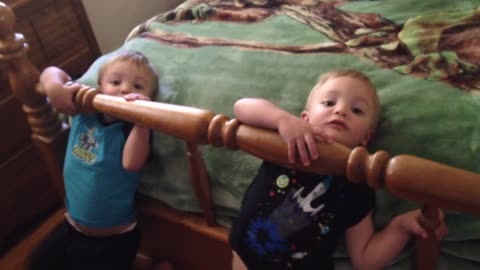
122, 93, 152, 171
345, 209, 448, 270
234, 98, 330, 166
39, 66, 80, 115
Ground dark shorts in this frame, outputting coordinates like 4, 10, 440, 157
28, 220, 140, 270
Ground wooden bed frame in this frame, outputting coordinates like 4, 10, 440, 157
2, 2, 480, 270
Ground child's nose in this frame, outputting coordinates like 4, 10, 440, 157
334, 104, 348, 116
120, 85, 131, 94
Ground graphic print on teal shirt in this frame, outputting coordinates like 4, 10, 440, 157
72, 127, 98, 164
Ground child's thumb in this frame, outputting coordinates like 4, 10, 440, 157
411, 223, 428, 239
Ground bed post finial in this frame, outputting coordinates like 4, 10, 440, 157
0, 2, 63, 142
0, 2, 67, 199
0, 2, 15, 42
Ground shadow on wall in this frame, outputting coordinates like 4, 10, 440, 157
82, 0, 184, 53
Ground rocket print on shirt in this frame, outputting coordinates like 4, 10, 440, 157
245, 172, 334, 260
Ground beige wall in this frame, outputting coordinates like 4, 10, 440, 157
82, 0, 183, 53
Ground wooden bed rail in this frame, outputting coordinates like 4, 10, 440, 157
33, 85, 480, 217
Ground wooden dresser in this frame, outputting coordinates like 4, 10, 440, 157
0, 0, 100, 255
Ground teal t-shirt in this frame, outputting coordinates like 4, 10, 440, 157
64, 114, 139, 228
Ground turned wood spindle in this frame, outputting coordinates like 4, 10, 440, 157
186, 142, 216, 226
74, 85, 101, 114
0, 3, 63, 141
0, 2, 67, 199
415, 204, 441, 270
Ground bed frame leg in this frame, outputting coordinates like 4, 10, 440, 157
186, 142, 216, 225
415, 204, 440, 270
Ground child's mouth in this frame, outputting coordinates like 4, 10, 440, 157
328, 120, 348, 130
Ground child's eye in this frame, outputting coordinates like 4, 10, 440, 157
352, 107, 364, 115
321, 100, 335, 106
134, 84, 144, 90
111, 80, 121, 86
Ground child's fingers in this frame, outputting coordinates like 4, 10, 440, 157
435, 223, 449, 240
406, 217, 428, 239
437, 208, 445, 221
413, 225, 428, 239
65, 82, 82, 95
123, 93, 138, 101
287, 142, 296, 164
433, 208, 448, 239
64, 85, 80, 112
124, 93, 151, 101
296, 139, 310, 166
304, 133, 318, 160
49, 97, 76, 115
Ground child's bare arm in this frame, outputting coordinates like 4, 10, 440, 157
234, 98, 330, 166
122, 93, 151, 171
345, 209, 448, 270
123, 125, 150, 171
39, 66, 80, 115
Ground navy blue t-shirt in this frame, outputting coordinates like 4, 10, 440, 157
230, 161, 375, 270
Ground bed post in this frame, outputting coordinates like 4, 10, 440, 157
0, 2, 67, 200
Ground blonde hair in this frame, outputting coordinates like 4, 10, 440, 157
305, 69, 381, 128
98, 50, 159, 98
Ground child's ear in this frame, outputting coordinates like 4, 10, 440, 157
360, 129, 375, 146
301, 111, 309, 122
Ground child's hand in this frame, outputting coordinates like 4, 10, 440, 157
46, 81, 81, 115
277, 114, 331, 166
395, 209, 448, 240
123, 93, 151, 102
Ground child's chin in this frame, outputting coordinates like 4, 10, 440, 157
330, 136, 356, 149
103, 114, 117, 123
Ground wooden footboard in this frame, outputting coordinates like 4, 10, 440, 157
2, 2, 480, 270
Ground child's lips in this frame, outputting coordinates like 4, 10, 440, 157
327, 119, 348, 130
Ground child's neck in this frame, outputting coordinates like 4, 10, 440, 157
99, 113, 118, 125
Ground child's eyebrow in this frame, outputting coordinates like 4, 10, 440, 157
319, 90, 339, 97
106, 72, 122, 77
134, 77, 148, 83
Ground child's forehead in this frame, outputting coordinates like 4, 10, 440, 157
105, 61, 150, 77
107, 59, 140, 70
316, 77, 375, 96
